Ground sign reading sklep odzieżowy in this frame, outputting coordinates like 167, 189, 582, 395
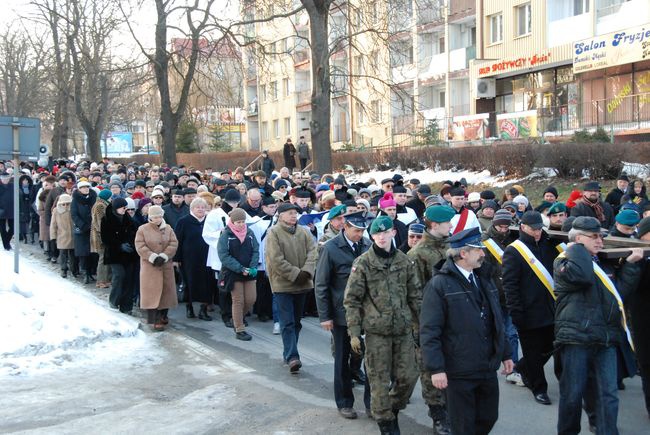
573, 23, 650, 73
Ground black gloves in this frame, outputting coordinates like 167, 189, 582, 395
153, 256, 165, 267
295, 270, 311, 284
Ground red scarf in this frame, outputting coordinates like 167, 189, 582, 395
227, 221, 247, 243
583, 194, 606, 223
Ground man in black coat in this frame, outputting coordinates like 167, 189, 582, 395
259, 150, 275, 178
632, 217, 650, 418
571, 181, 615, 229
315, 213, 371, 420
420, 227, 513, 435
162, 188, 189, 231
405, 184, 431, 220
554, 217, 643, 434
503, 211, 559, 405
0, 171, 14, 250
70, 181, 97, 283
283, 138, 296, 173
605, 175, 629, 213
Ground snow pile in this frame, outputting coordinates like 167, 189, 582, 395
0, 250, 144, 375
345, 167, 515, 188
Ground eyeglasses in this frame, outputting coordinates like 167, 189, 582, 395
580, 233, 604, 240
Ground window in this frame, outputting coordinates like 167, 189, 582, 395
273, 119, 280, 138
574, 0, 589, 15
262, 121, 269, 140
260, 84, 267, 103
355, 101, 364, 125
438, 36, 445, 54
355, 55, 364, 75
439, 91, 446, 108
470, 26, 477, 46
369, 50, 379, 70
516, 3, 532, 37
282, 38, 289, 53
270, 81, 278, 100
489, 13, 503, 44
284, 117, 291, 135
283, 78, 290, 97
370, 100, 382, 123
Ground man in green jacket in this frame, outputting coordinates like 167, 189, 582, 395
344, 216, 421, 434
265, 202, 317, 373
407, 205, 455, 434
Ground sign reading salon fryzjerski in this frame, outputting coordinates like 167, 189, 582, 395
573, 23, 650, 73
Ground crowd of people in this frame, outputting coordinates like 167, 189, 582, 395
0, 157, 649, 435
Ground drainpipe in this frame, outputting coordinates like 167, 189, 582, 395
445, 0, 451, 142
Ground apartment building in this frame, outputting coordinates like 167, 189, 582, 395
241, 0, 477, 151
468, 0, 650, 141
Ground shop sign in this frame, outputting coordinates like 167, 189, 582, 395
573, 23, 650, 73
451, 113, 489, 141
478, 52, 552, 77
496, 110, 537, 139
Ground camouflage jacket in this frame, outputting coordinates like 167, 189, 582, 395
407, 231, 449, 289
344, 245, 421, 337
317, 224, 339, 255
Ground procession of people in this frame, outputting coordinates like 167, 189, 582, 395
1, 155, 649, 435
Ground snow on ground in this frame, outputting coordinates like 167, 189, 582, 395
344, 167, 517, 188
0, 250, 155, 376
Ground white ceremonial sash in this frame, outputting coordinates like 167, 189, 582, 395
509, 239, 556, 300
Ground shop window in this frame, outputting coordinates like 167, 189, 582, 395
489, 13, 503, 44
516, 3, 532, 37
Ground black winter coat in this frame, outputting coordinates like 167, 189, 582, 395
173, 213, 216, 304
420, 258, 510, 379
100, 205, 138, 265
0, 180, 14, 219
260, 157, 275, 178
631, 258, 650, 366
18, 175, 36, 224
570, 200, 615, 229
315, 231, 370, 326
503, 230, 557, 331
553, 243, 640, 347
162, 202, 189, 231
283, 142, 296, 168
71, 189, 97, 256
604, 187, 625, 212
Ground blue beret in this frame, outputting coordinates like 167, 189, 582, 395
616, 209, 641, 226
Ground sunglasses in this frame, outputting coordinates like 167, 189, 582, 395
408, 234, 423, 239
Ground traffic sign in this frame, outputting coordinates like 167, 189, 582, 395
0, 116, 41, 161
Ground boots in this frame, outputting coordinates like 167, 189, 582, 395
392, 409, 401, 435
84, 274, 91, 284
186, 303, 196, 319
428, 405, 451, 435
61, 269, 68, 278
198, 304, 213, 321
377, 420, 393, 435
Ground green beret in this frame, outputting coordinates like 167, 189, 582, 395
369, 215, 394, 235
616, 209, 641, 226
327, 204, 347, 220
425, 205, 456, 223
547, 202, 567, 216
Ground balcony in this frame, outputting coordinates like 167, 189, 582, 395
547, 13, 592, 48
293, 49, 310, 65
449, 46, 475, 71
596, 0, 650, 35
295, 90, 312, 112
417, 8, 443, 26
392, 63, 418, 84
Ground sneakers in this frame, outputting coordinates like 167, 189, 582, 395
236, 331, 252, 341
288, 358, 302, 373
273, 322, 281, 335
506, 372, 525, 387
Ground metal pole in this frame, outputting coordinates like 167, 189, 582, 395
12, 123, 20, 273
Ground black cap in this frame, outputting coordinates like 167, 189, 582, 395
561, 216, 576, 232
417, 184, 431, 195
135, 179, 146, 188
480, 190, 496, 200
112, 198, 128, 210
392, 184, 407, 194
224, 189, 241, 203
345, 211, 368, 229
543, 186, 559, 198
277, 203, 301, 214
182, 187, 197, 195
520, 211, 544, 229
572, 216, 602, 233
262, 196, 276, 206
617, 174, 630, 182
215, 179, 227, 186
583, 181, 601, 191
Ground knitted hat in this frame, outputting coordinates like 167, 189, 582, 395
369, 215, 394, 235
482, 200, 499, 211
125, 181, 136, 190
467, 192, 481, 203
224, 189, 242, 203
138, 197, 152, 211
131, 191, 145, 200
125, 198, 136, 210
493, 209, 513, 226
512, 195, 529, 207
111, 197, 127, 209
148, 205, 164, 218
379, 192, 397, 209
58, 193, 72, 204
543, 186, 559, 199
98, 189, 112, 201
637, 217, 650, 238
356, 198, 370, 211
229, 208, 247, 222
77, 181, 91, 189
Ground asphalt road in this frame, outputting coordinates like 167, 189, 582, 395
2, 245, 648, 434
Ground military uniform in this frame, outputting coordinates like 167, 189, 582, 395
344, 244, 421, 424
407, 231, 449, 413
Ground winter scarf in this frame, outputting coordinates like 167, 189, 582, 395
227, 221, 247, 243
583, 194, 606, 223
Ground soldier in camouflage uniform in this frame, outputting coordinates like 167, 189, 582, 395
344, 216, 421, 435
407, 205, 456, 435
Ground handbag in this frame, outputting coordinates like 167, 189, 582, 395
218, 269, 235, 293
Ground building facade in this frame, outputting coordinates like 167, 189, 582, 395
468, 0, 650, 142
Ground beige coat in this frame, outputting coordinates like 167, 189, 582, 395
135, 220, 178, 310
37, 195, 50, 242
90, 199, 108, 253
50, 204, 74, 249
265, 221, 317, 293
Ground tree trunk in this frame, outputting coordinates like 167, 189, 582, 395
304, 0, 333, 174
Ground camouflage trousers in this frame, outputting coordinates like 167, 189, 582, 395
416, 346, 447, 407
365, 332, 418, 421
